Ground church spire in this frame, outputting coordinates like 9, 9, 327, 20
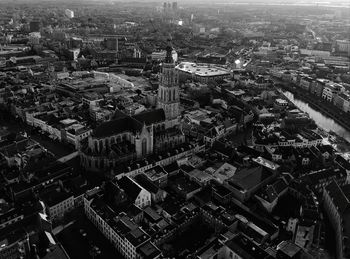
157, 36, 179, 125
165, 38, 173, 64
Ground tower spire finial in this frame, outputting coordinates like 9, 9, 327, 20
165, 36, 173, 64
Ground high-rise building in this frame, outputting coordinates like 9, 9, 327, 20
157, 39, 180, 126
172, 2, 178, 10
29, 20, 41, 32
65, 9, 74, 19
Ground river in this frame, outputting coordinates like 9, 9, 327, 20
282, 91, 350, 143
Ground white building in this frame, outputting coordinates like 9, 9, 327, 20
32, 113, 62, 140
82, 92, 104, 109
68, 48, 80, 60
65, 9, 74, 19
322, 83, 340, 102
175, 62, 230, 83
151, 50, 178, 62
92, 70, 109, 80
124, 103, 146, 116
65, 124, 92, 149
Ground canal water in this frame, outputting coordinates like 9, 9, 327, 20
282, 91, 350, 143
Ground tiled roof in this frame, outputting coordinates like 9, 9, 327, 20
112, 109, 128, 120
228, 167, 272, 191
134, 174, 159, 194
93, 116, 142, 138
325, 181, 350, 214
132, 109, 165, 125
93, 108, 166, 138
117, 177, 142, 202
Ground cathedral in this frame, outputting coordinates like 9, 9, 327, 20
80, 41, 185, 172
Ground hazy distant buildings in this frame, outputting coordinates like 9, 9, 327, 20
163, 2, 177, 13
172, 2, 177, 10
336, 40, 350, 55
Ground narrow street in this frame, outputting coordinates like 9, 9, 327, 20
0, 110, 74, 159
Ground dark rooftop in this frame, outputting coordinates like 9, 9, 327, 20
137, 241, 161, 259
228, 166, 272, 191
93, 116, 142, 138
134, 174, 159, 194
132, 109, 165, 126
225, 234, 273, 259
117, 176, 142, 202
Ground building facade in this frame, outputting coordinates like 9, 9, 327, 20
83, 191, 158, 259
322, 181, 350, 259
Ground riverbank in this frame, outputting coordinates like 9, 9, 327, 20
273, 80, 350, 151
273, 78, 350, 133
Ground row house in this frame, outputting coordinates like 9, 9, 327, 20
32, 113, 62, 140
40, 188, 75, 222
300, 168, 348, 193
322, 82, 342, 102
310, 78, 328, 97
299, 75, 313, 91
83, 190, 161, 259
333, 92, 350, 113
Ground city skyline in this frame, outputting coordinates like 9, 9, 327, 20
0, 1, 349, 259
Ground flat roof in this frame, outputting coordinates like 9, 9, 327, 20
60, 118, 77, 125
176, 62, 230, 77
143, 165, 167, 181
228, 166, 273, 191
252, 157, 280, 171
169, 174, 201, 194
225, 234, 272, 259
213, 163, 237, 183
137, 241, 161, 258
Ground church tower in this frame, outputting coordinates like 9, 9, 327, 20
157, 39, 180, 127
